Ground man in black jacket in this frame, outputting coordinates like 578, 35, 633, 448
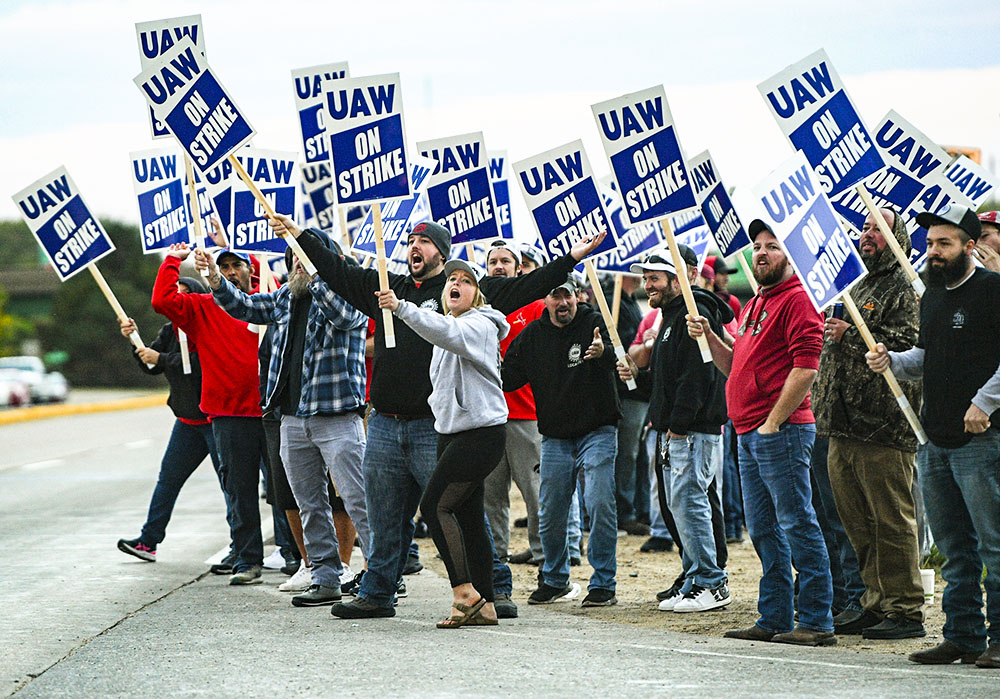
620, 254, 733, 613
504, 276, 622, 608
270, 213, 605, 618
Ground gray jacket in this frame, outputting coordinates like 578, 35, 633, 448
393, 301, 510, 434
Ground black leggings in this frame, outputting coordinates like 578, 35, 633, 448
420, 425, 506, 601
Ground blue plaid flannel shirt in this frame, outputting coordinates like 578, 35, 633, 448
213, 277, 367, 417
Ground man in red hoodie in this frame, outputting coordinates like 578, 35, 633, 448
687, 220, 833, 646
152, 243, 266, 585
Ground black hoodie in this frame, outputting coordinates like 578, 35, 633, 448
502, 303, 622, 439
639, 286, 733, 435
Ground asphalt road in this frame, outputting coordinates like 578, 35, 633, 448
2, 406, 996, 697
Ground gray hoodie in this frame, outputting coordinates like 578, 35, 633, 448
393, 301, 510, 434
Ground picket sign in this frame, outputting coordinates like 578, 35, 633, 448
229, 154, 316, 276
855, 185, 925, 296
183, 154, 210, 277
88, 263, 147, 353
611, 274, 623, 326
178, 328, 191, 374
372, 203, 395, 348
583, 260, 636, 391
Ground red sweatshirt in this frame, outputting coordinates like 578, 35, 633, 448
727, 275, 823, 434
501, 300, 545, 420
152, 257, 262, 418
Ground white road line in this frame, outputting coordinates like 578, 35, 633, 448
20, 459, 65, 471
123, 439, 152, 450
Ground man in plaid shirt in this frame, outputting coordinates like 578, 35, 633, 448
195, 229, 369, 608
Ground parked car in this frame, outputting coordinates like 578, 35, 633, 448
0, 369, 31, 407
0, 356, 69, 404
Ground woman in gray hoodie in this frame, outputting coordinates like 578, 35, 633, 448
376, 259, 510, 628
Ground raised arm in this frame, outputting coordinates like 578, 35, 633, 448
151, 245, 198, 329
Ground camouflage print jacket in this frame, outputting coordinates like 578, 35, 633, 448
813, 213, 921, 452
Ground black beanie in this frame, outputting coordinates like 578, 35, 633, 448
177, 276, 208, 294
409, 221, 452, 259
286, 228, 341, 270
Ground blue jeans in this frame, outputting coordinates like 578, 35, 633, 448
810, 436, 864, 614
358, 414, 511, 607
646, 430, 671, 540
614, 398, 647, 523
739, 423, 833, 633
918, 431, 1000, 651
665, 432, 726, 590
722, 421, 744, 539
141, 420, 228, 545
212, 417, 267, 572
539, 426, 618, 591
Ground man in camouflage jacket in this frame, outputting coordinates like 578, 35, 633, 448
812, 207, 925, 640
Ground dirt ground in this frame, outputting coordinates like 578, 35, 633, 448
423, 488, 946, 658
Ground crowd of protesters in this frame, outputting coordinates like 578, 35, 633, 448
114, 205, 998, 667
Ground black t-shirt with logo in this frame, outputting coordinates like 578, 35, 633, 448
918, 267, 1000, 448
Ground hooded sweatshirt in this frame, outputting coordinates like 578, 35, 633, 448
813, 211, 922, 451
393, 301, 510, 434
502, 303, 622, 439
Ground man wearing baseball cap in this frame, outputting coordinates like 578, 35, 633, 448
867, 204, 1000, 667
152, 243, 268, 585
688, 220, 832, 646
976, 211, 1000, 272
269, 213, 606, 619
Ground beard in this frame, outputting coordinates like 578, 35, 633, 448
923, 251, 970, 288
287, 269, 311, 298
408, 250, 443, 279
752, 256, 788, 287
859, 246, 883, 270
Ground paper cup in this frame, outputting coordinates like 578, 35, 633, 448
920, 569, 935, 604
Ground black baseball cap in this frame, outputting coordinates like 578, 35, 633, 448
916, 204, 982, 242
748, 219, 772, 240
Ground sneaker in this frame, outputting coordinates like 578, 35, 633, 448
494, 593, 518, 619
339, 565, 355, 586
341, 571, 363, 596
331, 597, 396, 619
291, 584, 342, 607
620, 519, 650, 536
280, 554, 301, 576
262, 548, 285, 570
402, 553, 423, 576
117, 537, 156, 562
229, 566, 263, 586
581, 588, 617, 607
673, 583, 731, 613
658, 586, 684, 611
528, 582, 575, 605
278, 562, 312, 592
656, 581, 682, 603
639, 536, 674, 553
210, 552, 237, 575
513, 516, 528, 528
833, 608, 882, 635
395, 578, 408, 598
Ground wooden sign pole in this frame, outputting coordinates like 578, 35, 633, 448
87, 263, 150, 367
659, 217, 713, 363
855, 186, 924, 297
178, 328, 192, 375
583, 259, 636, 391
229, 154, 317, 277
372, 202, 396, 348
840, 292, 927, 444
183, 155, 210, 278
611, 273, 623, 326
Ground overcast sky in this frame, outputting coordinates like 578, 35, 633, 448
3, 0, 999, 238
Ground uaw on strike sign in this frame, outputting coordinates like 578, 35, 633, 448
135, 15, 205, 140
12, 167, 115, 281
753, 152, 867, 312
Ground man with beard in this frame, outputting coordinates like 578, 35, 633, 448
152, 245, 267, 585
867, 205, 1000, 668
269, 213, 605, 619
482, 241, 546, 587
812, 208, 924, 639
195, 232, 370, 608
618, 253, 734, 613
688, 220, 833, 646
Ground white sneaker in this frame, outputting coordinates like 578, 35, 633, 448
278, 562, 312, 592
673, 584, 731, 613
339, 564, 354, 586
658, 588, 684, 611
262, 548, 285, 570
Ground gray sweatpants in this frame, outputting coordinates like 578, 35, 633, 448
484, 419, 543, 563
279, 413, 368, 589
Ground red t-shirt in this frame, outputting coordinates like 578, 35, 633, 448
727, 275, 823, 434
501, 300, 545, 420
632, 308, 661, 347
365, 317, 376, 402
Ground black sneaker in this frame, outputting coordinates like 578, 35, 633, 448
402, 552, 423, 576
862, 616, 926, 640
494, 593, 518, 618
528, 583, 574, 605
331, 597, 396, 619
281, 554, 301, 576
210, 552, 236, 575
292, 584, 342, 607
656, 582, 682, 602
117, 537, 156, 562
581, 588, 617, 607
396, 578, 407, 598
341, 572, 364, 596
640, 536, 674, 553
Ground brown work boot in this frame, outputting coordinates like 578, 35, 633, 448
908, 640, 980, 665
723, 625, 775, 641
772, 625, 837, 647
975, 644, 1000, 668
